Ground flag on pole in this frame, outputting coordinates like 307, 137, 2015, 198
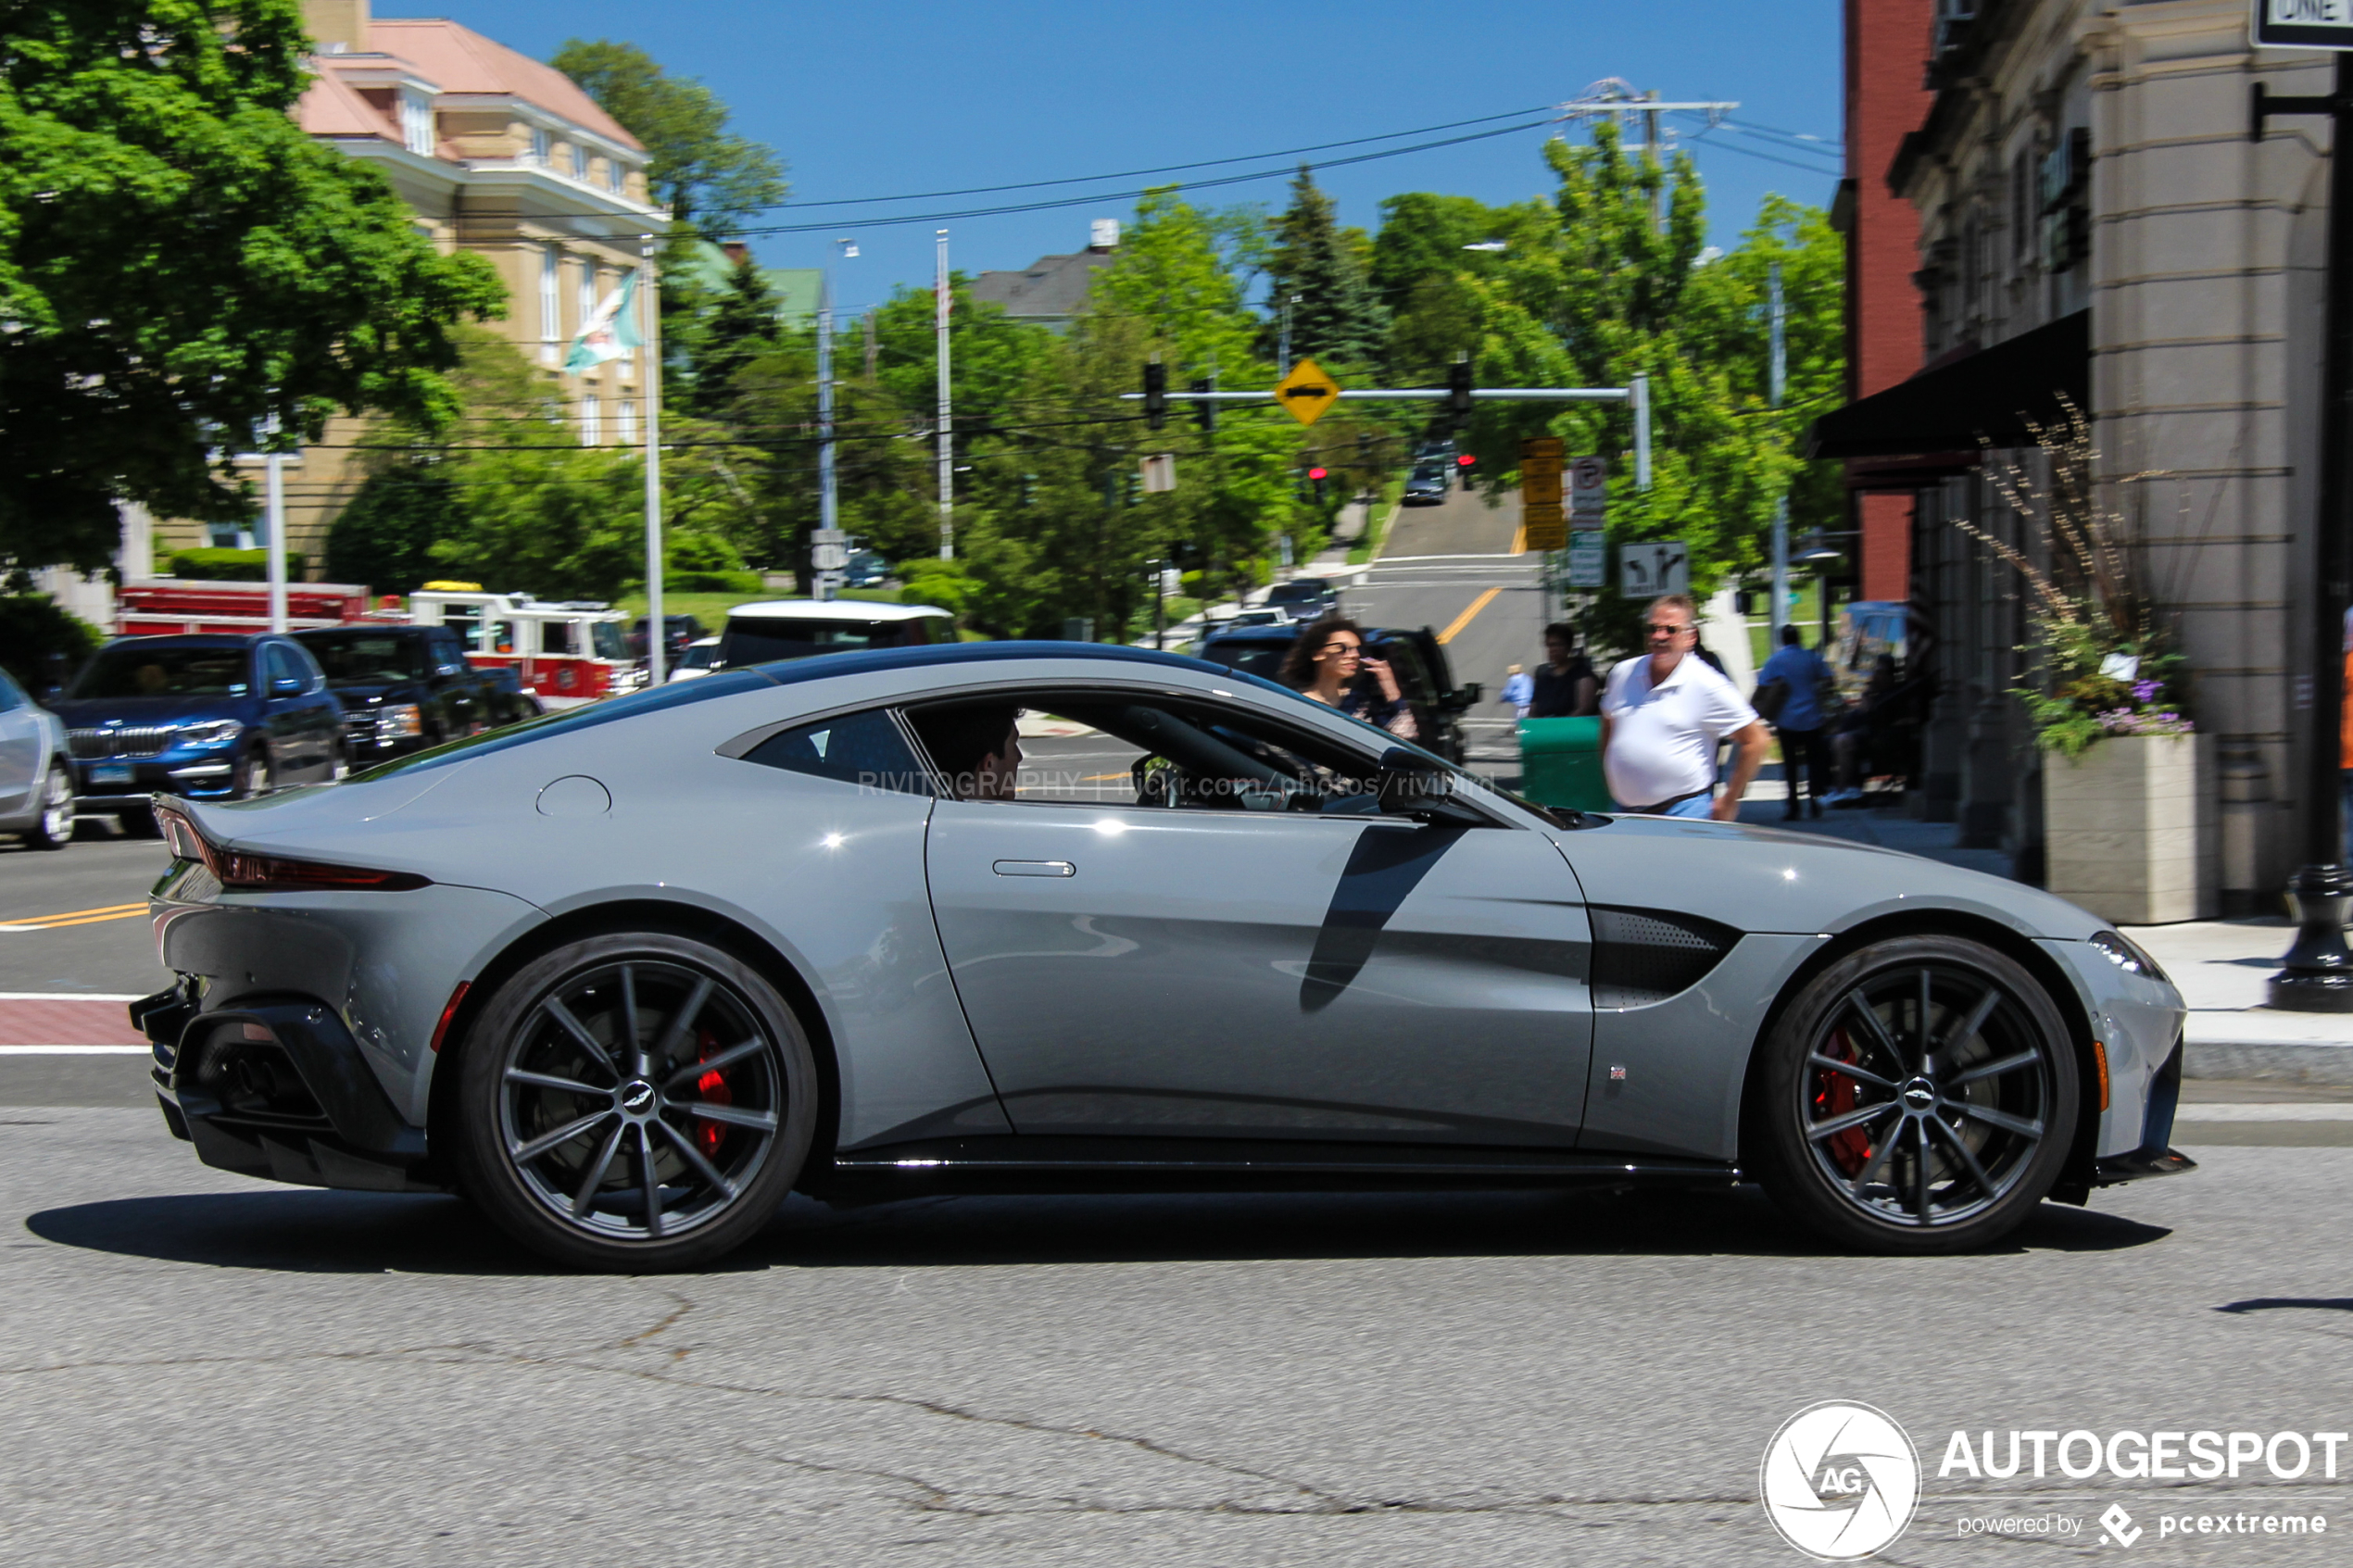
563, 269, 643, 375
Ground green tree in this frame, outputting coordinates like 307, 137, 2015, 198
1090, 188, 1260, 379
1259, 167, 1386, 371
549, 40, 788, 238
0, 0, 506, 580
690, 254, 782, 417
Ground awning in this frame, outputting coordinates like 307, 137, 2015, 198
1805, 309, 2088, 461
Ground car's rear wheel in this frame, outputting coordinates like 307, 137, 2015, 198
451, 933, 817, 1271
1747, 935, 2078, 1253
25, 763, 72, 850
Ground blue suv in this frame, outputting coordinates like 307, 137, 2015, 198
50, 634, 346, 833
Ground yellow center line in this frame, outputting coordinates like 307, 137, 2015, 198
1436, 586, 1503, 646
1, 902, 146, 924
1509, 521, 1528, 555
0, 909, 150, 932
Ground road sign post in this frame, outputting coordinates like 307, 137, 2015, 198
1619, 540, 1689, 599
1520, 437, 1567, 551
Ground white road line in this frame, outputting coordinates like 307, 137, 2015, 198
0, 993, 147, 1002
0, 1046, 151, 1056
2175, 1103, 2353, 1122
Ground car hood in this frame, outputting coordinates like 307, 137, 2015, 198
1548, 811, 2109, 942
47, 694, 252, 726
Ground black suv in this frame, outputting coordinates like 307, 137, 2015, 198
1193, 621, 1482, 764
1264, 579, 1341, 623
294, 624, 540, 763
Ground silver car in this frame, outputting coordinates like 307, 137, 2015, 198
133, 643, 2192, 1271
0, 666, 73, 850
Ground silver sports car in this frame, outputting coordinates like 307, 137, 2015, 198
133, 643, 2192, 1270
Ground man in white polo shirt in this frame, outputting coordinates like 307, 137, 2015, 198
1599, 593, 1770, 820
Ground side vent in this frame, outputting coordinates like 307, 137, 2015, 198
1588, 907, 1740, 1009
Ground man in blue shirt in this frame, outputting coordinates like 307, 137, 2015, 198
1755, 625, 1833, 820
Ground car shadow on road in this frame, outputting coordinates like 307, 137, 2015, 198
24, 1183, 2171, 1276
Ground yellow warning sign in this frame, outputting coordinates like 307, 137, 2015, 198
1273, 358, 1342, 426
1522, 504, 1568, 552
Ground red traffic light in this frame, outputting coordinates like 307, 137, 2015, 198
1456, 453, 1477, 467
1307, 467, 1327, 481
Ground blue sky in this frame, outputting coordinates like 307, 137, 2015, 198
387, 1, 1843, 313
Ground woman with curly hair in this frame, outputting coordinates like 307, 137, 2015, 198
1278, 614, 1417, 740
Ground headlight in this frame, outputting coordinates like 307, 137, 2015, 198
2089, 930, 2171, 985
178, 719, 245, 748
375, 703, 424, 742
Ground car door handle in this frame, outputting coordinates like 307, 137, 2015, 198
993, 859, 1075, 878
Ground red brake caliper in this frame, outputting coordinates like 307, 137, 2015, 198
693, 1027, 731, 1159
1814, 1026, 1872, 1175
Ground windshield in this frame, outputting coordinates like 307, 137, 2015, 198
69, 644, 249, 698
298, 633, 426, 684
591, 621, 627, 659
720, 615, 947, 664
1267, 583, 1324, 604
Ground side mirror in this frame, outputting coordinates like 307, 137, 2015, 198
1375, 747, 1460, 817
271, 676, 303, 696
1458, 682, 1484, 706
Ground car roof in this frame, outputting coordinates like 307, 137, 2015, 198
725, 600, 950, 621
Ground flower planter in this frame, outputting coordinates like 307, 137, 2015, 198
2043, 733, 2208, 924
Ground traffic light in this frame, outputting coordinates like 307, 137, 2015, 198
1457, 452, 1477, 474
1309, 465, 1328, 507
1125, 471, 1142, 507
1189, 377, 1215, 434
1019, 472, 1037, 508
1447, 358, 1473, 428
1143, 362, 1167, 431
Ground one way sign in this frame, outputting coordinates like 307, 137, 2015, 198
1619, 539, 1689, 597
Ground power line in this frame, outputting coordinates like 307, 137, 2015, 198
777, 105, 1558, 210
1681, 127, 1843, 178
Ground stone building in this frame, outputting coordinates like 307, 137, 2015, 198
1812, 0, 2334, 909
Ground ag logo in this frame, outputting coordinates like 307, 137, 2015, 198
1759, 1400, 1920, 1560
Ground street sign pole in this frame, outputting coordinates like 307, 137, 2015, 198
2251, 33, 2353, 1008
1768, 261, 1790, 649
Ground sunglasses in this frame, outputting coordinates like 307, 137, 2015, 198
1643, 622, 1695, 636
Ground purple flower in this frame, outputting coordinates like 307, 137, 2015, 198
2131, 678, 2161, 703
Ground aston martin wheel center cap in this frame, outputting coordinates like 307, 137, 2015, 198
1900, 1076, 1937, 1112
619, 1080, 659, 1120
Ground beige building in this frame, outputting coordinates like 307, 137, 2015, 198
148, 0, 666, 574
1815, 0, 2334, 909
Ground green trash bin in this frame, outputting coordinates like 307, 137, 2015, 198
1516, 716, 1614, 812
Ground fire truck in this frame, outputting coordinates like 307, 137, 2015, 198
117, 578, 370, 636
404, 587, 645, 709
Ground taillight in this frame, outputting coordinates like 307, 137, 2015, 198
156, 805, 212, 868
215, 851, 430, 893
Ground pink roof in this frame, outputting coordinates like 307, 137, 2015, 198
294, 17, 642, 154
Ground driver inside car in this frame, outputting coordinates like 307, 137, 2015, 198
908, 702, 1024, 800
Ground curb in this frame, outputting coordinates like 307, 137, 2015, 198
2187, 1039, 2353, 1085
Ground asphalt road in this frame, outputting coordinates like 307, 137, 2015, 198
0, 822, 174, 996
6, 1110, 2349, 1566
1347, 481, 1545, 777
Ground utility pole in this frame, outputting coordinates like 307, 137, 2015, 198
2253, 57, 2353, 1008
1642, 90, 1664, 231
263, 448, 287, 634
1558, 82, 1740, 235
936, 229, 954, 560
641, 232, 664, 685
816, 262, 837, 603
1278, 294, 1302, 375
1769, 261, 1789, 648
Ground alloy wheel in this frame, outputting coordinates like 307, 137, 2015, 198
495, 960, 785, 1243
33, 765, 72, 847
1794, 961, 2057, 1230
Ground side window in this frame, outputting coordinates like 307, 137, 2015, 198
0, 670, 22, 711
265, 646, 303, 690
289, 643, 327, 692
429, 632, 468, 673
741, 709, 929, 795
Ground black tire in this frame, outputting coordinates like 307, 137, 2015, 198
24, 762, 72, 850
449, 932, 818, 1271
232, 745, 273, 800
1746, 935, 2079, 1253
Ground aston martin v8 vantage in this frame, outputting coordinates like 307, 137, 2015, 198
134, 643, 2192, 1270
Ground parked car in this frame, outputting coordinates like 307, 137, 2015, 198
1265, 578, 1341, 623
1403, 464, 1451, 506
293, 624, 541, 765
1193, 621, 1481, 764
1213, 608, 1291, 630
0, 665, 73, 849
49, 634, 345, 832
714, 601, 957, 670
666, 636, 724, 682
844, 551, 892, 589
134, 640, 2190, 1269
629, 614, 708, 666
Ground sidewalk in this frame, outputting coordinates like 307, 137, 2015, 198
1731, 792, 2353, 1082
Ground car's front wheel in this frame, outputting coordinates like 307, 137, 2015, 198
450, 932, 818, 1271
232, 746, 273, 800
25, 762, 72, 849
1747, 935, 2079, 1253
